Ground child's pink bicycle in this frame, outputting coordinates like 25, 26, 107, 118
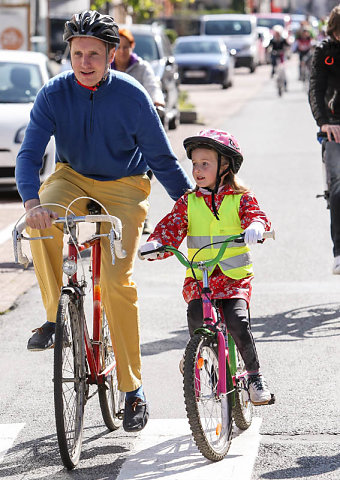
140, 231, 275, 461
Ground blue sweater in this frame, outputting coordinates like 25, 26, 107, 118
15, 70, 193, 203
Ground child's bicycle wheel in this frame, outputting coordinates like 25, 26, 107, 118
183, 333, 233, 461
98, 309, 125, 430
54, 292, 87, 469
233, 349, 253, 430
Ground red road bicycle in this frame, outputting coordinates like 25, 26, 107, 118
13, 197, 126, 469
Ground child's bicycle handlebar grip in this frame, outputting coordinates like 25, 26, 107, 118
263, 230, 275, 240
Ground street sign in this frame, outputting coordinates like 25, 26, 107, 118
0, 4, 30, 50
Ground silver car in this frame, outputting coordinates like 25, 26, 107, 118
0, 49, 55, 189
200, 14, 260, 73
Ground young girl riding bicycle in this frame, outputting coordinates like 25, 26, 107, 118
139, 129, 272, 405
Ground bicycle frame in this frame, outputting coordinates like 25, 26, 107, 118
196, 264, 239, 402
61, 219, 115, 387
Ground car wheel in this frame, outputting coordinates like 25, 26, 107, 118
249, 61, 256, 73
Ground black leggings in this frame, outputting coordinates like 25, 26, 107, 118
187, 298, 260, 373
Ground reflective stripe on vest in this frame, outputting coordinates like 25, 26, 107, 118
186, 193, 253, 280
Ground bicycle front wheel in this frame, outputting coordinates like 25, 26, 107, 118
98, 309, 125, 430
233, 349, 253, 430
54, 293, 86, 469
183, 333, 232, 461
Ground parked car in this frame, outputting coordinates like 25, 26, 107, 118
200, 14, 259, 73
174, 35, 234, 89
120, 23, 180, 130
0, 49, 55, 189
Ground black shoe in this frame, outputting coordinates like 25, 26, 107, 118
27, 321, 55, 351
123, 397, 149, 432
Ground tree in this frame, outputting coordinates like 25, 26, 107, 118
91, 0, 164, 20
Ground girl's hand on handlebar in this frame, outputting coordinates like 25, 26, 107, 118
25, 200, 59, 230
244, 222, 265, 244
321, 124, 340, 143
138, 240, 164, 260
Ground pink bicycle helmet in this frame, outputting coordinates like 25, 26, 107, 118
183, 129, 243, 173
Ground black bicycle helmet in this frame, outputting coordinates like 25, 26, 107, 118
63, 10, 120, 45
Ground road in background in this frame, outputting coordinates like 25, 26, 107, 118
0, 57, 339, 479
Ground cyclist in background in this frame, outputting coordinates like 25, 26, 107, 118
309, 4, 340, 274
15, 10, 192, 432
293, 25, 314, 80
139, 129, 273, 406
111, 28, 166, 235
269, 25, 290, 78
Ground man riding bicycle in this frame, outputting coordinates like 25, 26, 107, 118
309, 4, 340, 274
15, 10, 192, 432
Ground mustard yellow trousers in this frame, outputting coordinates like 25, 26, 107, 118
28, 163, 150, 392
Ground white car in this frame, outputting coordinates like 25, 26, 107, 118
0, 49, 55, 189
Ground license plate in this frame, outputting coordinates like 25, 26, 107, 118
184, 70, 206, 78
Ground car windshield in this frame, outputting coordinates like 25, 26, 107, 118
256, 18, 285, 29
0, 62, 42, 103
175, 40, 222, 54
205, 20, 251, 36
132, 33, 160, 61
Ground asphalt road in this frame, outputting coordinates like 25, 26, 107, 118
0, 57, 339, 479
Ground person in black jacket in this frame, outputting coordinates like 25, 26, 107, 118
309, 4, 340, 274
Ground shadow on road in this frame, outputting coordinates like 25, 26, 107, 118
251, 302, 340, 341
141, 302, 340, 356
261, 452, 340, 478
0, 425, 129, 479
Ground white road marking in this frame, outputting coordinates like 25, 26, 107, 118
0, 222, 16, 246
117, 417, 262, 480
0, 423, 25, 463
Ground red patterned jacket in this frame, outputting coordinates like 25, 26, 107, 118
148, 185, 271, 305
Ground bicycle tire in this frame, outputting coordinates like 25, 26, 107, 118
54, 292, 86, 469
233, 349, 253, 430
98, 309, 124, 430
183, 333, 232, 461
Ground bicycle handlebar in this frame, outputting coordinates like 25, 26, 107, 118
13, 213, 127, 268
140, 230, 275, 269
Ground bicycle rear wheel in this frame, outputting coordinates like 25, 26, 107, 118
233, 349, 253, 430
98, 309, 125, 430
183, 333, 232, 461
54, 292, 86, 469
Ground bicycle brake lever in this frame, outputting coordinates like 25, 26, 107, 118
109, 229, 116, 265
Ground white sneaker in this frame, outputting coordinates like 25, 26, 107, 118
333, 256, 340, 274
248, 374, 271, 405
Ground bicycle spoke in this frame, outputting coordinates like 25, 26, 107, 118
54, 293, 86, 469
183, 334, 232, 461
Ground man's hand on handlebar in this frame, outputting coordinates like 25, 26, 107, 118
321, 124, 340, 143
25, 198, 59, 230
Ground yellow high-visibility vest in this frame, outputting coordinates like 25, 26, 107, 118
186, 193, 253, 280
